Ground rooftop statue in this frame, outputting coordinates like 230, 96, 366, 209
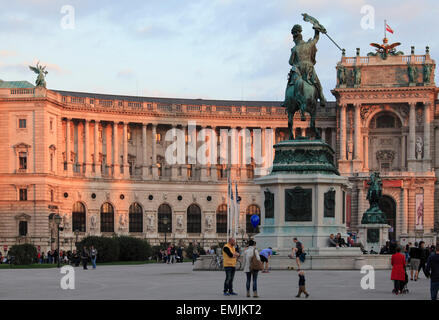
282, 13, 327, 140
29, 62, 48, 88
367, 37, 403, 60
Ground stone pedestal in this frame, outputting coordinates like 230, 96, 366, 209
357, 224, 390, 253
254, 139, 350, 255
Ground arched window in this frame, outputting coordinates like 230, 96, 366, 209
187, 204, 201, 233
216, 204, 227, 234
72, 202, 86, 232
246, 204, 261, 234
129, 203, 143, 233
100, 202, 114, 232
158, 204, 172, 233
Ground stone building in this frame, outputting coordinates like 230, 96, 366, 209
0, 42, 437, 251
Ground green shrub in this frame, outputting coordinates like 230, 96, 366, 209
78, 236, 120, 263
9, 244, 38, 265
185, 243, 205, 259
78, 236, 152, 262
115, 236, 152, 261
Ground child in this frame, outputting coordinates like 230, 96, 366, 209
295, 269, 309, 298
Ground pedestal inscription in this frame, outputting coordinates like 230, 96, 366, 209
324, 189, 336, 218
285, 187, 312, 221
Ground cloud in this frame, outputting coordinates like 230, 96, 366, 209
0, 50, 18, 57
116, 69, 135, 78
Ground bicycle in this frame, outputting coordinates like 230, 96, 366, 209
209, 254, 242, 271
209, 254, 223, 271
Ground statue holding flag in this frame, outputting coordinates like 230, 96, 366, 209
282, 13, 339, 140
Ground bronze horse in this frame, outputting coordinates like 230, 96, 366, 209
283, 66, 321, 140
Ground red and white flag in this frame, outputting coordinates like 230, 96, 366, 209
386, 23, 394, 34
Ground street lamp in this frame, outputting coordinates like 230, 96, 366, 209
74, 229, 80, 248
54, 214, 62, 268
162, 216, 169, 246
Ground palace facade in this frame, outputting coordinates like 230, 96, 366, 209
0, 43, 438, 251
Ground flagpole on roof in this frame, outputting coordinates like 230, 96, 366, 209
384, 19, 386, 38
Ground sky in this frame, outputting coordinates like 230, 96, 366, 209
0, 0, 438, 101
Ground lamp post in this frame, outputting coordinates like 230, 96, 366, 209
74, 229, 80, 248
54, 214, 62, 268
162, 216, 169, 246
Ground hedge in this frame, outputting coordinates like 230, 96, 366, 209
77, 236, 120, 263
9, 244, 38, 265
78, 236, 152, 262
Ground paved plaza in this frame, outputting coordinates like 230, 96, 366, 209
0, 262, 432, 300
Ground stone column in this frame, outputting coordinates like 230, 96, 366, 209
363, 134, 369, 170
339, 104, 347, 160
151, 124, 158, 179
123, 122, 130, 179
423, 102, 431, 161
408, 102, 416, 161
402, 187, 408, 234
171, 124, 179, 180
354, 103, 361, 160
240, 127, 248, 181
436, 125, 439, 168
84, 119, 91, 177
210, 126, 218, 181
181, 124, 189, 180
200, 125, 208, 181
331, 128, 336, 152
321, 127, 326, 143
66, 118, 73, 176
230, 126, 239, 180
94, 120, 101, 177
113, 122, 120, 178
401, 134, 407, 171
142, 123, 148, 179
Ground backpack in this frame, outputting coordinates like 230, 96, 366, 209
250, 248, 263, 271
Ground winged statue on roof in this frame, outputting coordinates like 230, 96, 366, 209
29, 62, 48, 88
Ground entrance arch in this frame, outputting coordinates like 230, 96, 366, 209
379, 195, 397, 241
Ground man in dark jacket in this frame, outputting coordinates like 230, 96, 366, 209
409, 242, 421, 281
426, 245, 439, 300
81, 246, 89, 270
418, 241, 430, 279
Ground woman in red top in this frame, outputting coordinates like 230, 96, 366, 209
391, 246, 406, 294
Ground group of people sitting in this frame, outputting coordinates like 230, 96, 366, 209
327, 233, 367, 253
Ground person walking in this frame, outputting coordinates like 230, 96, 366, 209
242, 240, 261, 298
295, 269, 309, 298
259, 247, 273, 273
426, 245, 439, 300
192, 245, 198, 265
418, 241, 430, 279
90, 245, 98, 269
409, 242, 421, 281
81, 246, 89, 270
291, 238, 304, 269
222, 238, 240, 296
391, 246, 406, 295
170, 245, 176, 264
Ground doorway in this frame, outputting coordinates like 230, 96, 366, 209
379, 195, 397, 241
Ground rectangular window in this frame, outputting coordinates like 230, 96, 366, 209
50, 120, 53, 131
19, 152, 27, 170
19, 221, 28, 236
19, 119, 26, 128
19, 189, 27, 201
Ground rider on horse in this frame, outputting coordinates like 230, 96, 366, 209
283, 23, 326, 108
